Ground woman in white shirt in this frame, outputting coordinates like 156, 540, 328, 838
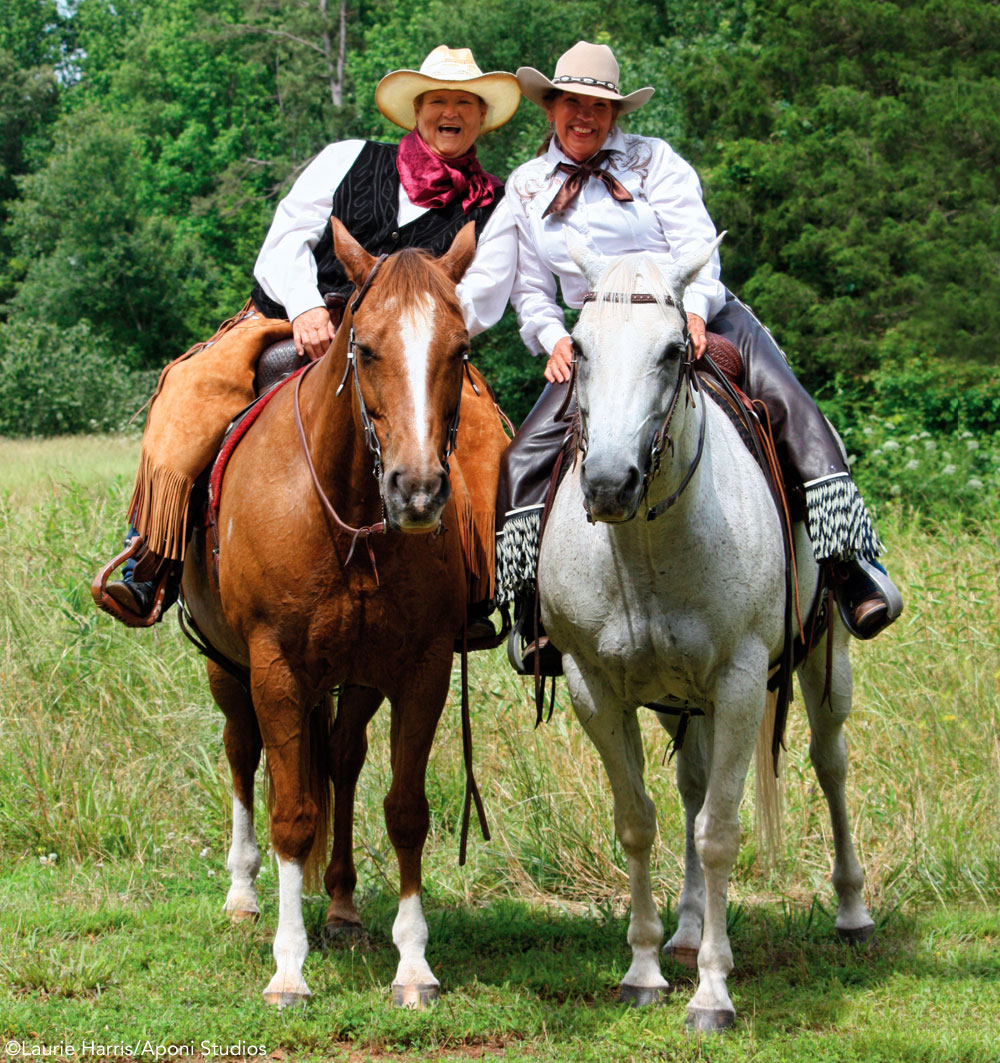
496, 42, 900, 671
100, 47, 520, 632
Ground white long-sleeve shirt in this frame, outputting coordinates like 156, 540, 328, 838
506, 128, 726, 356
253, 139, 516, 336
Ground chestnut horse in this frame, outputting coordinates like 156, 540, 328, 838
181, 219, 486, 1007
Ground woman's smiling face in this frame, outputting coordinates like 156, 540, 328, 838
545, 91, 616, 162
414, 89, 487, 158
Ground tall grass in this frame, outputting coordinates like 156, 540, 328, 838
1, 435, 998, 918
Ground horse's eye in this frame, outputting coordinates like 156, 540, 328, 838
572, 340, 586, 362
663, 341, 686, 361
356, 343, 377, 363
454, 344, 470, 362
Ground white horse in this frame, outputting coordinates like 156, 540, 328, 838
538, 237, 875, 1032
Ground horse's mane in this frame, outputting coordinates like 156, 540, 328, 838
376, 247, 462, 314
589, 252, 684, 330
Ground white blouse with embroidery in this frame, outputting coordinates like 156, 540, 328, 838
506, 128, 726, 356
252, 139, 517, 337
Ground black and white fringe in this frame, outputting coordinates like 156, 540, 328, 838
494, 505, 543, 605
804, 473, 883, 563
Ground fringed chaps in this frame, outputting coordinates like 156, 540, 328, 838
128, 308, 294, 560
450, 363, 509, 603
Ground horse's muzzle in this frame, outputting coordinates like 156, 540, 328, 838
383, 465, 451, 531
580, 458, 642, 523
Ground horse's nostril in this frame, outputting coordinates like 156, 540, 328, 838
621, 464, 640, 496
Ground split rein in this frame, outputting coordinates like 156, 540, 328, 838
578, 290, 705, 520
292, 254, 469, 580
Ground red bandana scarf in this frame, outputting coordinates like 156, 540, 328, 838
396, 130, 501, 213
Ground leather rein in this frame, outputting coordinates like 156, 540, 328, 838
579, 290, 705, 520
292, 253, 468, 577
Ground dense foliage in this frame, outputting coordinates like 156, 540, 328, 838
0, 0, 996, 441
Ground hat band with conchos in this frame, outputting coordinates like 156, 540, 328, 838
553, 75, 618, 92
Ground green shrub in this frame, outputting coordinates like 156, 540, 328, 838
845, 417, 1000, 527
0, 318, 154, 436
871, 359, 1000, 436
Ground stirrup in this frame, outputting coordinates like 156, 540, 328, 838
833, 559, 903, 640
507, 605, 563, 677
91, 538, 175, 628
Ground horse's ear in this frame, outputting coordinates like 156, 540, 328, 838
668, 232, 725, 294
331, 216, 377, 288
439, 221, 477, 283
566, 228, 605, 287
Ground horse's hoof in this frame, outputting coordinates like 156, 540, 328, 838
324, 920, 366, 946
392, 983, 439, 1009
226, 907, 260, 924
664, 944, 699, 970
685, 1005, 735, 1033
620, 983, 668, 1007
837, 922, 876, 946
262, 989, 309, 1009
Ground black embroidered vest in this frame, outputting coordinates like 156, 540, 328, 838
250, 141, 502, 320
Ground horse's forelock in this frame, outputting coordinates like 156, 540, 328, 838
375, 248, 462, 320
589, 253, 683, 330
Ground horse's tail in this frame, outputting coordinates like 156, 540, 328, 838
263, 694, 333, 893
753, 688, 784, 864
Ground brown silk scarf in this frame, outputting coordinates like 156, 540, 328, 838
542, 149, 634, 218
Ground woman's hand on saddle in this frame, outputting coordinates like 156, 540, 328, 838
544, 337, 575, 384
293, 306, 338, 361
687, 313, 707, 359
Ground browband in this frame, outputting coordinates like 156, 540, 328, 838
582, 292, 676, 306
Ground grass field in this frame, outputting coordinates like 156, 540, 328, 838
1, 436, 998, 1062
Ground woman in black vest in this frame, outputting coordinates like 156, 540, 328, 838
100, 47, 520, 629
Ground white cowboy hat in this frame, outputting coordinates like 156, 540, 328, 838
517, 41, 654, 114
376, 46, 521, 134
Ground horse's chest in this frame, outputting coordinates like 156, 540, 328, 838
594, 607, 712, 702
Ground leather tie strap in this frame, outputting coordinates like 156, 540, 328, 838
542, 149, 633, 218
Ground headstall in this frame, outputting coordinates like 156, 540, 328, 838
579, 290, 705, 520
294, 253, 470, 577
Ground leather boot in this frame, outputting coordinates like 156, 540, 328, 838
464, 600, 497, 643
106, 577, 158, 618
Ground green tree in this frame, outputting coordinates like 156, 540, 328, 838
7, 108, 213, 367
668, 0, 1000, 419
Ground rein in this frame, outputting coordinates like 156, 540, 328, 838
294, 361, 385, 578
579, 290, 705, 519
293, 254, 391, 580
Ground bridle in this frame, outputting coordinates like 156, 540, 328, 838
579, 289, 705, 520
334, 254, 467, 479
293, 253, 470, 577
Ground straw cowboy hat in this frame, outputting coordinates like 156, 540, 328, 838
517, 41, 654, 114
376, 46, 521, 133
